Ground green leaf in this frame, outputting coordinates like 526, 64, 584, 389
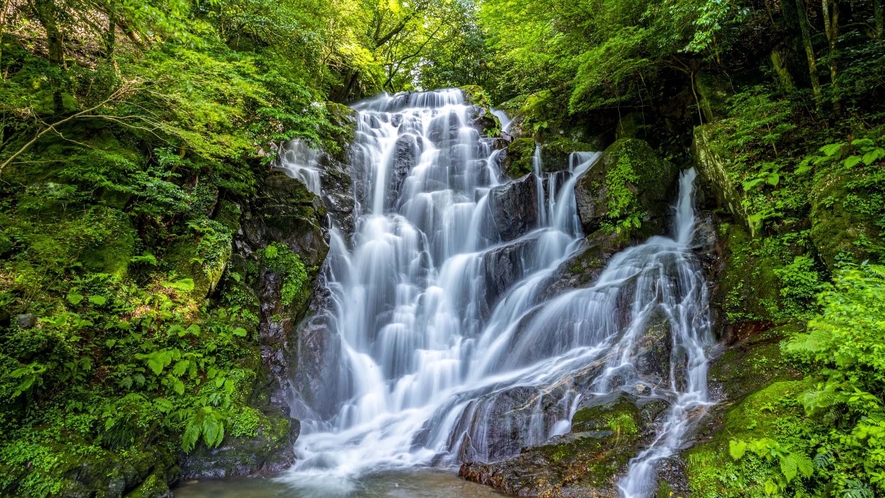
67, 292, 84, 305
88, 295, 107, 306
182, 419, 202, 452
843, 155, 863, 169
232, 327, 248, 337
862, 148, 885, 165
820, 143, 846, 157
155, 398, 174, 413
172, 379, 185, 395
764, 480, 779, 495
164, 278, 195, 292
729, 440, 747, 460
780, 453, 798, 482
172, 360, 190, 376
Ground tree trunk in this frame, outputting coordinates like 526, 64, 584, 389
105, 9, 116, 59
795, 0, 822, 103
821, 0, 838, 86
771, 49, 796, 90
0, 0, 8, 80
876, 0, 883, 40
31, 0, 65, 114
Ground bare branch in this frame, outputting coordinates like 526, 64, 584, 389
0, 80, 139, 175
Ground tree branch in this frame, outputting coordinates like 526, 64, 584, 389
0, 81, 138, 175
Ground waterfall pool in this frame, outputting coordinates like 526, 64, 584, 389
174, 470, 505, 498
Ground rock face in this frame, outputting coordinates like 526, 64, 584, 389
56, 447, 179, 498
574, 138, 678, 241
810, 167, 884, 270
387, 134, 421, 209
488, 173, 540, 241
178, 413, 300, 479
540, 138, 600, 172
692, 124, 753, 233
460, 392, 660, 497
501, 138, 536, 178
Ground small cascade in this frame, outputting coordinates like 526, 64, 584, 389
281, 89, 712, 498
276, 139, 322, 195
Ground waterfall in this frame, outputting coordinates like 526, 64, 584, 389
281, 90, 712, 498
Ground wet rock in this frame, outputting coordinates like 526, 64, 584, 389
15, 313, 36, 329
387, 134, 421, 208
461, 392, 649, 498
488, 174, 539, 241
501, 138, 536, 178
574, 139, 678, 241
290, 277, 344, 418
540, 138, 599, 172
537, 230, 632, 301
318, 152, 358, 238
630, 312, 673, 390
479, 236, 538, 316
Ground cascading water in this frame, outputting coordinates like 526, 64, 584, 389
281, 89, 712, 498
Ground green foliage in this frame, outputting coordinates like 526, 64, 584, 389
263, 242, 309, 306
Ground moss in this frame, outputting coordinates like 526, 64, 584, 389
78, 207, 137, 278
460, 85, 494, 109
718, 223, 782, 323
502, 138, 536, 178
324, 101, 357, 162
540, 137, 598, 171
571, 393, 642, 433
686, 327, 805, 498
686, 380, 813, 498
165, 219, 233, 300
693, 124, 753, 233
576, 138, 677, 238
810, 167, 885, 270
695, 73, 732, 123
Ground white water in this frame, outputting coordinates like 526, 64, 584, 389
281, 90, 712, 498
277, 139, 322, 195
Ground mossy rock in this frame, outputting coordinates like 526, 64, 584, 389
616, 112, 646, 140
695, 73, 733, 123
501, 137, 536, 178
693, 124, 754, 234
572, 392, 643, 434
29, 445, 179, 498
165, 229, 232, 301
540, 137, 598, 172
324, 101, 357, 162
461, 392, 647, 497
178, 410, 299, 479
574, 138, 678, 241
685, 327, 804, 498
460, 85, 494, 109
717, 223, 782, 324
78, 206, 137, 278
810, 167, 885, 269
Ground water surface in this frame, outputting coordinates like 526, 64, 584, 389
174, 470, 505, 498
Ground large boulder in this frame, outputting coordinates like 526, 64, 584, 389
810, 167, 885, 270
574, 138, 678, 241
460, 392, 657, 497
540, 137, 600, 172
501, 138, 536, 179
178, 412, 299, 480
487, 173, 540, 241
